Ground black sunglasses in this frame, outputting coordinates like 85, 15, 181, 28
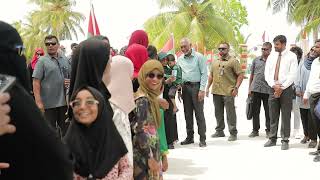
218, 47, 227, 51
45, 42, 57, 46
147, 73, 164, 80
0, 45, 25, 56
261, 48, 269, 51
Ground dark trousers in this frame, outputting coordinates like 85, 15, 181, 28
309, 93, 320, 142
252, 92, 270, 132
300, 108, 313, 138
212, 94, 237, 135
268, 86, 293, 141
182, 83, 206, 141
44, 106, 69, 136
164, 97, 179, 145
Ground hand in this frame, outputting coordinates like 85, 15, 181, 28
231, 88, 238, 97
198, 91, 205, 102
148, 158, 160, 178
0, 93, 15, 136
158, 98, 169, 110
248, 91, 252, 96
177, 91, 182, 102
0, 163, 10, 169
205, 89, 210, 97
162, 155, 168, 172
64, 79, 70, 88
303, 98, 308, 105
36, 101, 45, 113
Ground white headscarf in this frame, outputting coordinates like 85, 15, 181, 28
103, 55, 136, 114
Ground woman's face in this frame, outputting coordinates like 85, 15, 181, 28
71, 89, 99, 126
145, 69, 163, 91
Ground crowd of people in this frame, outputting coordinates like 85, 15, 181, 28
1, 18, 320, 180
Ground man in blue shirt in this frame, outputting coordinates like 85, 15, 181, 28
177, 38, 207, 147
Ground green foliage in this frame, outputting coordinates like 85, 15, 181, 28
145, 0, 248, 53
13, 0, 84, 61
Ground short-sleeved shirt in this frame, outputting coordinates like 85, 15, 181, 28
32, 53, 71, 109
210, 55, 244, 96
250, 56, 273, 94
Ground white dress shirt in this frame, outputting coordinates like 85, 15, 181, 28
304, 58, 320, 99
264, 48, 298, 89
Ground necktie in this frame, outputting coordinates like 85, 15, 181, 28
274, 52, 282, 81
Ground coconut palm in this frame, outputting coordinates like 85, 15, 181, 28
144, 0, 248, 52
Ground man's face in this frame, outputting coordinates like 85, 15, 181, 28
313, 42, 320, 56
161, 59, 168, 67
218, 44, 229, 57
71, 45, 78, 52
261, 45, 271, 57
273, 41, 285, 52
45, 38, 59, 55
180, 40, 191, 55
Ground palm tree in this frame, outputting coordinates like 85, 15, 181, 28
144, 0, 248, 52
13, 0, 85, 60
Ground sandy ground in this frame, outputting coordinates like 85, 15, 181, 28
163, 79, 319, 180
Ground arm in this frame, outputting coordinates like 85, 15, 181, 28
264, 56, 275, 88
281, 54, 298, 89
295, 61, 303, 96
199, 54, 208, 91
206, 72, 213, 97
32, 59, 45, 111
231, 59, 245, 97
248, 60, 255, 93
174, 66, 183, 85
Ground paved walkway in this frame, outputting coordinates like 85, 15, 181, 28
164, 80, 319, 180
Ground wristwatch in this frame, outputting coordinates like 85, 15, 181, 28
234, 86, 239, 90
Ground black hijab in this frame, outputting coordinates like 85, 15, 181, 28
64, 86, 127, 179
0, 21, 31, 92
69, 39, 111, 101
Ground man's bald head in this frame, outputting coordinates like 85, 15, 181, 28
180, 37, 192, 55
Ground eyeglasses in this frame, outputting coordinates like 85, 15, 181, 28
0, 45, 25, 56
45, 42, 57, 47
146, 73, 164, 80
70, 99, 99, 109
261, 48, 269, 51
218, 48, 227, 51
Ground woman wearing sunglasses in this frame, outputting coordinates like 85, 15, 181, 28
133, 60, 164, 180
65, 86, 132, 180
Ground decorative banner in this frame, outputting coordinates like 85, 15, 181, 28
239, 44, 248, 76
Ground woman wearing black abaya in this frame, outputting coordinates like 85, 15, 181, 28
68, 39, 113, 119
65, 86, 132, 179
0, 21, 73, 179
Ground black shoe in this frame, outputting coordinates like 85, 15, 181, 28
300, 136, 310, 144
168, 144, 175, 149
228, 135, 237, 141
309, 150, 320, 156
211, 131, 225, 138
180, 138, 194, 145
313, 155, 320, 162
199, 141, 207, 147
281, 141, 289, 150
308, 140, 317, 148
248, 131, 259, 138
264, 139, 276, 147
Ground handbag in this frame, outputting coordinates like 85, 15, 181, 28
246, 96, 253, 120
314, 99, 320, 121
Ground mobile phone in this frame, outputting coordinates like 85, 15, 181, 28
0, 74, 16, 93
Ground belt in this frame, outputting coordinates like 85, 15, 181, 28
184, 81, 200, 85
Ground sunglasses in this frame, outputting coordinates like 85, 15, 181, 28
218, 48, 227, 51
147, 73, 164, 80
0, 45, 25, 56
45, 42, 57, 47
261, 48, 269, 51
70, 99, 99, 109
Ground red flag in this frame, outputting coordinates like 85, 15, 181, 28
262, 31, 266, 42
88, 4, 100, 38
161, 34, 174, 54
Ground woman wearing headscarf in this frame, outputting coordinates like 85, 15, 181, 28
27, 48, 44, 91
128, 30, 149, 48
0, 21, 73, 179
103, 55, 136, 166
65, 86, 132, 180
69, 39, 112, 113
132, 60, 164, 180
125, 43, 149, 92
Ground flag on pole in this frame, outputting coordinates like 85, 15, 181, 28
160, 33, 175, 54
262, 31, 266, 42
87, 4, 100, 38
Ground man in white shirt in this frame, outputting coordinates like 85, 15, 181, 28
264, 35, 298, 150
303, 40, 320, 161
